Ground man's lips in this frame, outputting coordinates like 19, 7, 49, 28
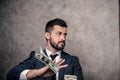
58, 41, 65, 44
58, 41, 65, 45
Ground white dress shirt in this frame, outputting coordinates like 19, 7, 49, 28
46, 48, 61, 80
19, 48, 61, 80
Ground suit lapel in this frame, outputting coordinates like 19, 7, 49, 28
43, 49, 48, 56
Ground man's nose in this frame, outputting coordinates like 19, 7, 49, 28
61, 35, 66, 41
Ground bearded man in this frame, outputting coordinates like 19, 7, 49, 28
7, 18, 84, 80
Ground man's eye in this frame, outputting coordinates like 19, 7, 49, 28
56, 32, 62, 36
64, 33, 67, 36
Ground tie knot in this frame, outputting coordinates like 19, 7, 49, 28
50, 54, 58, 60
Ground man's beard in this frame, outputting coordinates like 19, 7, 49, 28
50, 38, 65, 51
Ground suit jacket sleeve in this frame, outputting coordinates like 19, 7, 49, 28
72, 56, 84, 80
7, 51, 36, 80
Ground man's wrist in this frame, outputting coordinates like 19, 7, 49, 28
19, 70, 30, 80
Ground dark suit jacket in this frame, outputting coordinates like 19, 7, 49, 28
7, 50, 84, 80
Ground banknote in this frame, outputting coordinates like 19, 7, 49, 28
64, 75, 77, 80
34, 47, 59, 73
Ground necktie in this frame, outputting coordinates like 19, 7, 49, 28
50, 54, 58, 60
50, 54, 58, 80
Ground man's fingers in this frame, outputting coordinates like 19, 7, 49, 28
55, 59, 64, 65
59, 64, 68, 69
54, 59, 68, 69
57, 59, 65, 65
52, 58, 68, 69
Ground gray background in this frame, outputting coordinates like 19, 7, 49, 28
0, 0, 119, 80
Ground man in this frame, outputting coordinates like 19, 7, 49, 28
7, 18, 84, 80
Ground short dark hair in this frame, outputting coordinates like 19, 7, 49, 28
45, 18, 67, 32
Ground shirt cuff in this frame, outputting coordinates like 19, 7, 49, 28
19, 70, 30, 80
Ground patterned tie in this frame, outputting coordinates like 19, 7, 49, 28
50, 54, 58, 80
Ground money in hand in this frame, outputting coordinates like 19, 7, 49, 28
34, 47, 59, 73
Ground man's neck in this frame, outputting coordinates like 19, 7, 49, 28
46, 46, 59, 54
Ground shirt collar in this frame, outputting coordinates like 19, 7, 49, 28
45, 48, 61, 57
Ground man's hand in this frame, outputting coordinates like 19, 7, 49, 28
26, 59, 68, 79
55, 58, 68, 69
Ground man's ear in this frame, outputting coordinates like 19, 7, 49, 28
45, 32, 50, 40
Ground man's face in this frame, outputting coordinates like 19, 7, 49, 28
46, 25, 67, 50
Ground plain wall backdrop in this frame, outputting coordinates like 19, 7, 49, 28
0, 0, 119, 80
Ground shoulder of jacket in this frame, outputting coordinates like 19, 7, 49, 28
62, 51, 79, 59
29, 51, 35, 57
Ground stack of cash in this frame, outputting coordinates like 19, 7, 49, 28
64, 75, 77, 80
34, 47, 59, 73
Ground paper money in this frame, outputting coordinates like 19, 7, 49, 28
34, 47, 59, 73
64, 75, 77, 80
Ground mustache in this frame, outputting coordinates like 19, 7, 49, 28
58, 41, 65, 44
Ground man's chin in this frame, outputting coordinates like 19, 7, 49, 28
56, 48, 64, 50
57, 45, 65, 50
